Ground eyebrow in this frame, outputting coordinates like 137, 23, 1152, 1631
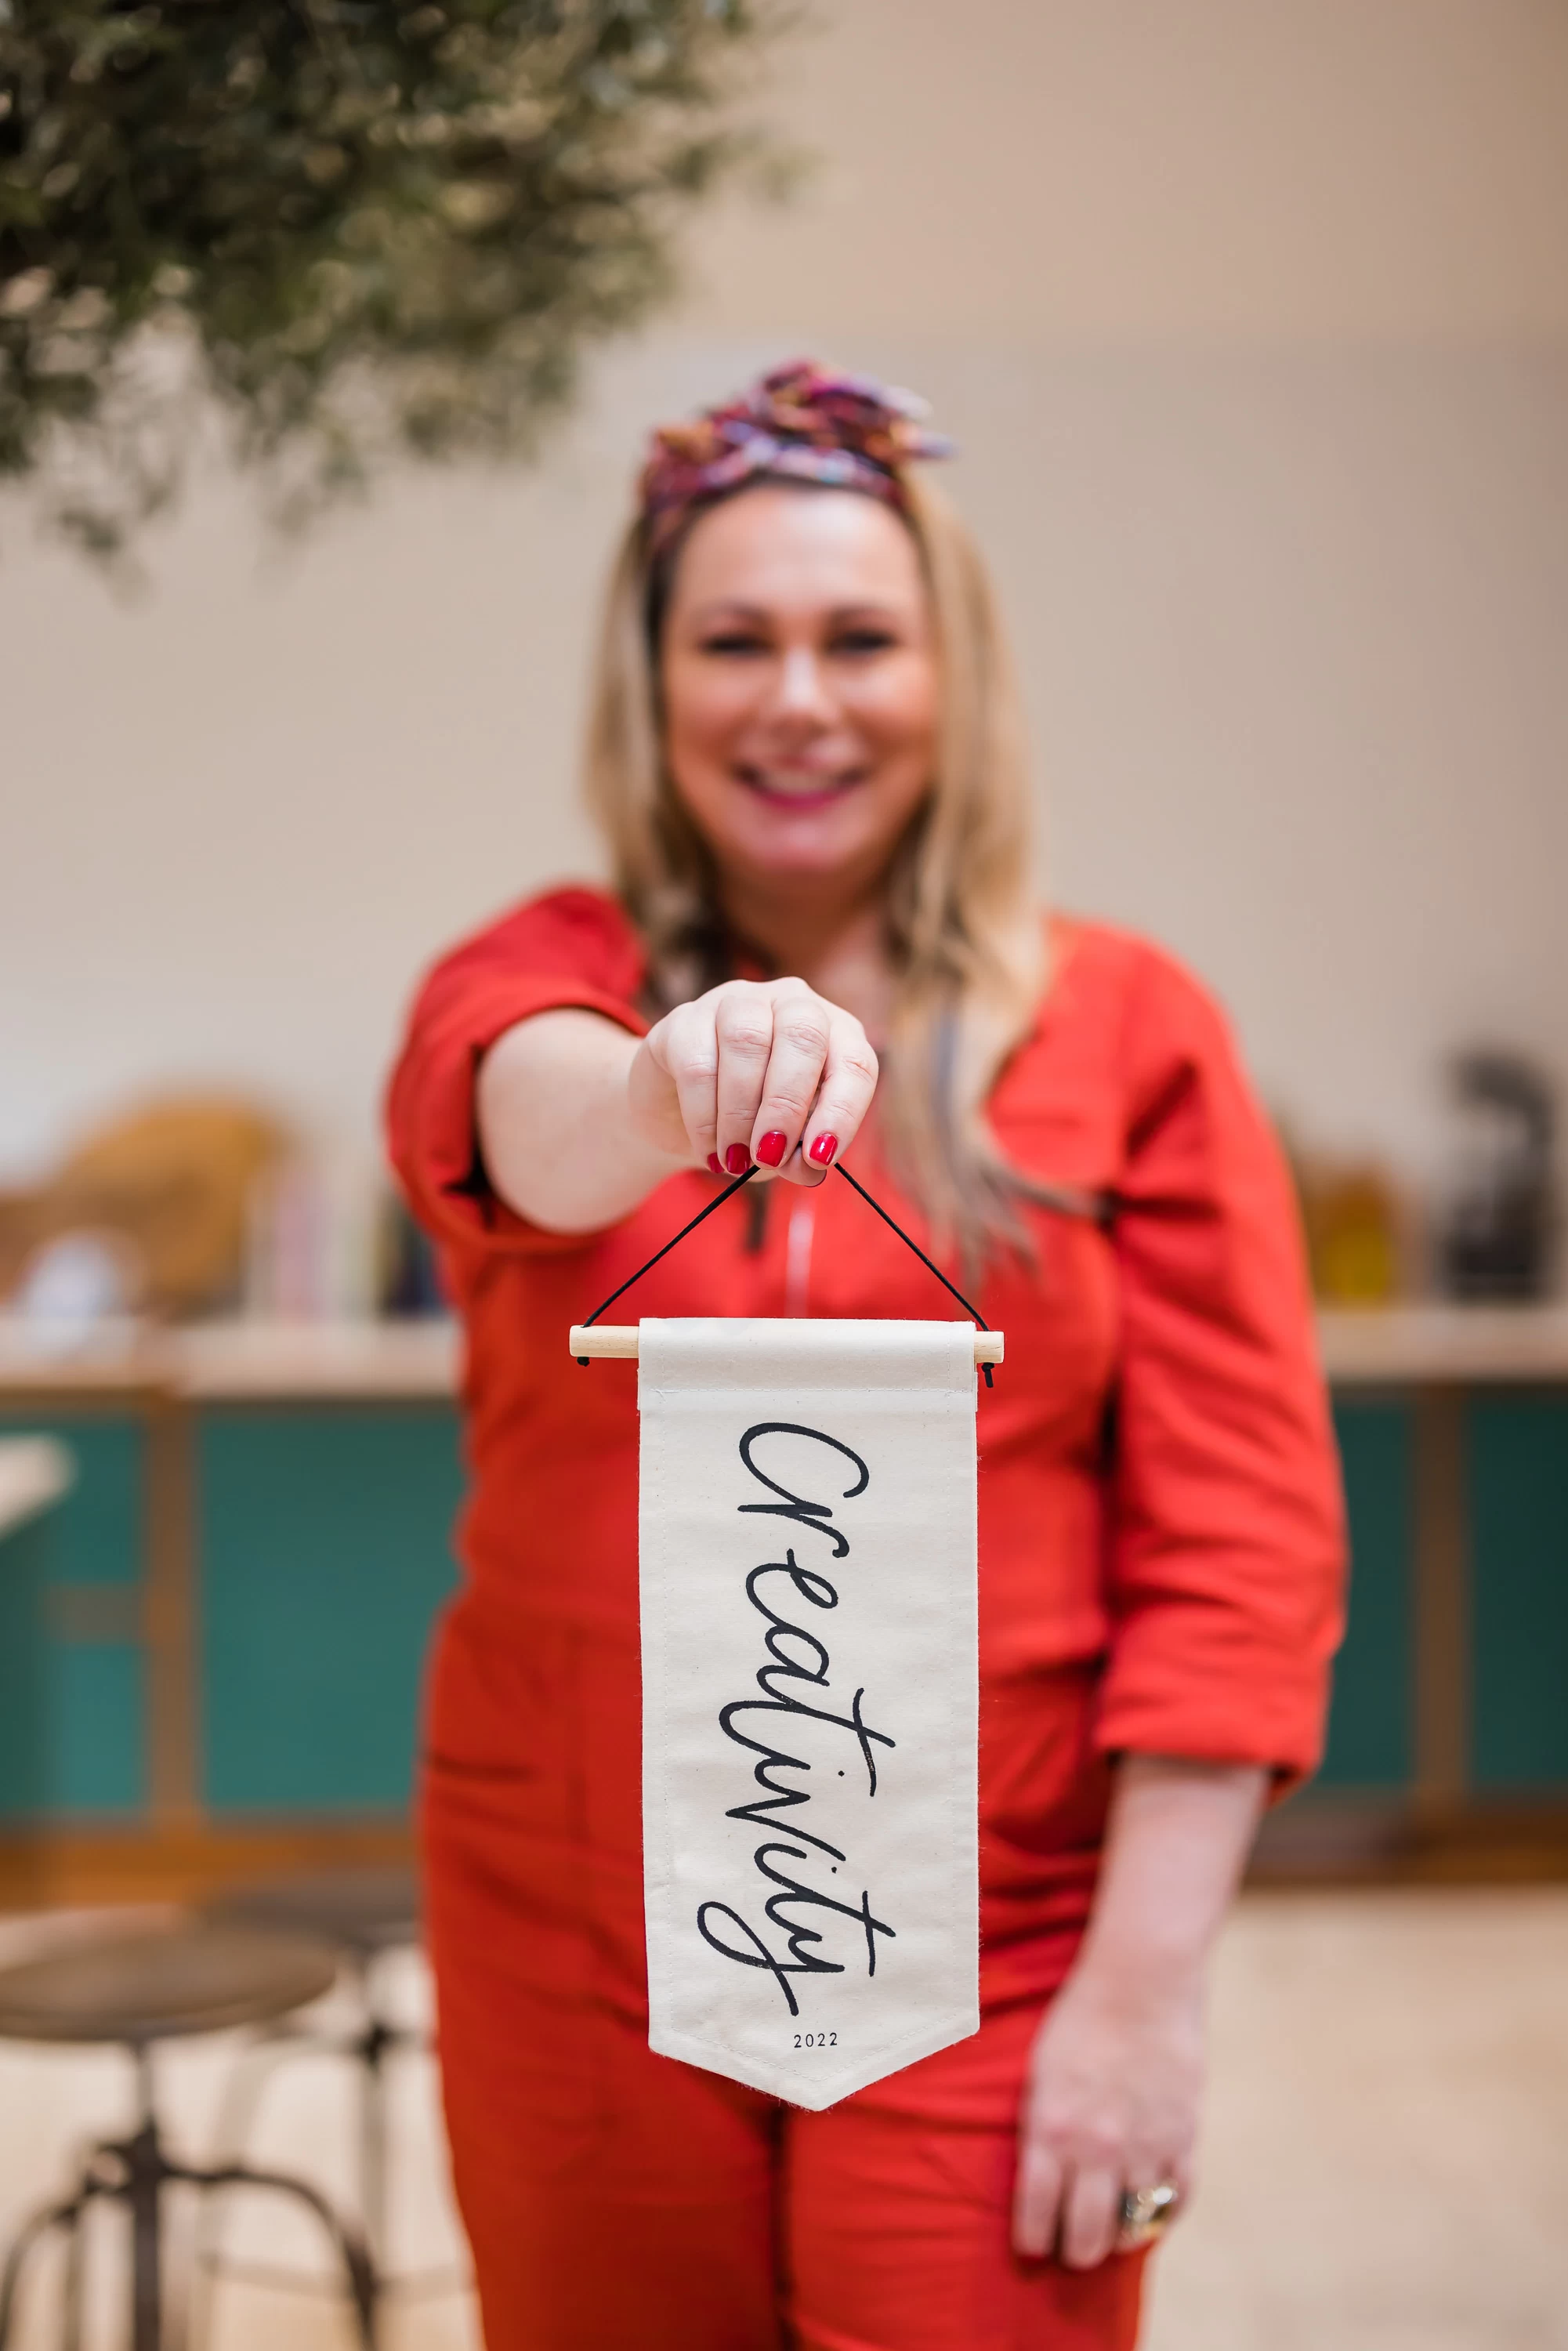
685, 600, 909, 627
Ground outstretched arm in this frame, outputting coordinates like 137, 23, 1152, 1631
1012, 1754, 1266, 2267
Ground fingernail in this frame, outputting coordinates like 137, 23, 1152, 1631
808, 1132, 838, 1167
724, 1144, 752, 1176
707, 1153, 724, 1176
756, 1130, 788, 1168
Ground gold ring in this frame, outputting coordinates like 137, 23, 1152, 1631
1116, 2182, 1179, 2251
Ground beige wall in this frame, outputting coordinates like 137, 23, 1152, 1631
3, 1, 1566, 1195
686, 0, 1568, 344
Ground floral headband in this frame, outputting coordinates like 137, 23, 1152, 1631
638, 359, 954, 555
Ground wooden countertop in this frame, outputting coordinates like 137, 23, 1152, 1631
176, 1317, 462, 1400
1315, 1304, 1568, 1386
0, 1316, 459, 1400
1, 1306, 1566, 1402
0, 1437, 74, 1538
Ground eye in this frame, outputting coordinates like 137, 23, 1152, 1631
831, 626, 900, 656
698, 629, 771, 657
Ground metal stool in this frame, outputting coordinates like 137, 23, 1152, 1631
0, 1921, 375, 2351
199, 1867, 458, 2316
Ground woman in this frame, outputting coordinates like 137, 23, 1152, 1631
389, 361, 1344, 2350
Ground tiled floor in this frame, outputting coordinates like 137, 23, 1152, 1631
1, 1889, 1565, 2349
1149, 1889, 1568, 2351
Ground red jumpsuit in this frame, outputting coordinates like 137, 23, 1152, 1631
387, 889, 1345, 2351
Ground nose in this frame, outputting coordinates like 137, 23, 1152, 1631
769, 645, 836, 726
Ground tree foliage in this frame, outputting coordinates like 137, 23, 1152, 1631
0, 0, 777, 555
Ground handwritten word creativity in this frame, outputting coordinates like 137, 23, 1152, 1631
696, 1421, 896, 2016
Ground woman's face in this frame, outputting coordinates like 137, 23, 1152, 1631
658, 484, 940, 903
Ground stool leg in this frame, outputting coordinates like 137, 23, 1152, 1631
0, 2191, 87, 2349
205, 2024, 298, 2169
177, 2164, 376, 2349
61, 2193, 86, 2351
186, 2023, 297, 2315
126, 2124, 164, 2351
358, 2016, 392, 2271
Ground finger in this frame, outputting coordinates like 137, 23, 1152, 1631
748, 985, 831, 1177
658, 1000, 721, 1167
1011, 2129, 1066, 2262
791, 1012, 878, 1183
713, 987, 777, 1172
1059, 2165, 1121, 2271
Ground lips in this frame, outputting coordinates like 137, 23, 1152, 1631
734, 764, 865, 810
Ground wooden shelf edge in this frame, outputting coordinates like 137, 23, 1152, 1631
1249, 1795, 1568, 1887
8, 1799, 1568, 1914
0, 1819, 415, 1913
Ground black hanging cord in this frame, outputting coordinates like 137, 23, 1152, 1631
831, 1163, 995, 1386
576, 1164, 759, 1358
576, 1157, 997, 1385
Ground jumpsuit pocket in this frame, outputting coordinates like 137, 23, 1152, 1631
979, 1663, 1111, 1867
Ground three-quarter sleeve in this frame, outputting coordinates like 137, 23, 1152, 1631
386, 887, 649, 1254
1095, 945, 1345, 1786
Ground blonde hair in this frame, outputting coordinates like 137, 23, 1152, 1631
581, 473, 1047, 1262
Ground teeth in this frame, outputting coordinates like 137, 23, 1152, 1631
750, 772, 847, 796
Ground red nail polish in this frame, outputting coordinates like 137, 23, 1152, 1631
708, 1154, 724, 1176
757, 1130, 788, 1168
808, 1132, 838, 1167
724, 1143, 751, 1176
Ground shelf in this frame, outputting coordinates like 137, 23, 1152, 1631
177, 1317, 462, 1401
0, 1304, 1565, 1404
1316, 1305, 1568, 1386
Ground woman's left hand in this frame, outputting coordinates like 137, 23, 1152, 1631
1012, 1957, 1204, 2267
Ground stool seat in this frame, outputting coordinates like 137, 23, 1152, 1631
0, 1925, 339, 2048
208, 1865, 419, 1959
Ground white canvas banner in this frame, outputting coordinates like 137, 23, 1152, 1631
638, 1317, 980, 2109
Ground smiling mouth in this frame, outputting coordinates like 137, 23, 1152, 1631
734, 766, 866, 810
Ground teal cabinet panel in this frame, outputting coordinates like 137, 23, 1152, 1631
1471, 1391, 1568, 1790
0, 1513, 50, 1820
1316, 1400, 1413, 1788
199, 1407, 464, 1813
47, 1645, 146, 1816
0, 1415, 143, 1583
0, 1415, 147, 1817
0, 1510, 140, 1819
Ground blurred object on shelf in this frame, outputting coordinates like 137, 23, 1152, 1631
243, 1145, 383, 1321
8, 1230, 141, 1351
1307, 1168, 1405, 1305
0, 1098, 285, 1320
377, 1193, 447, 1320
1284, 1128, 1410, 1306
1437, 1051, 1557, 1302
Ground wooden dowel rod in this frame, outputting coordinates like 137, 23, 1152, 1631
570, 1325, 640, 1360
569, 1324, 1004, 1367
